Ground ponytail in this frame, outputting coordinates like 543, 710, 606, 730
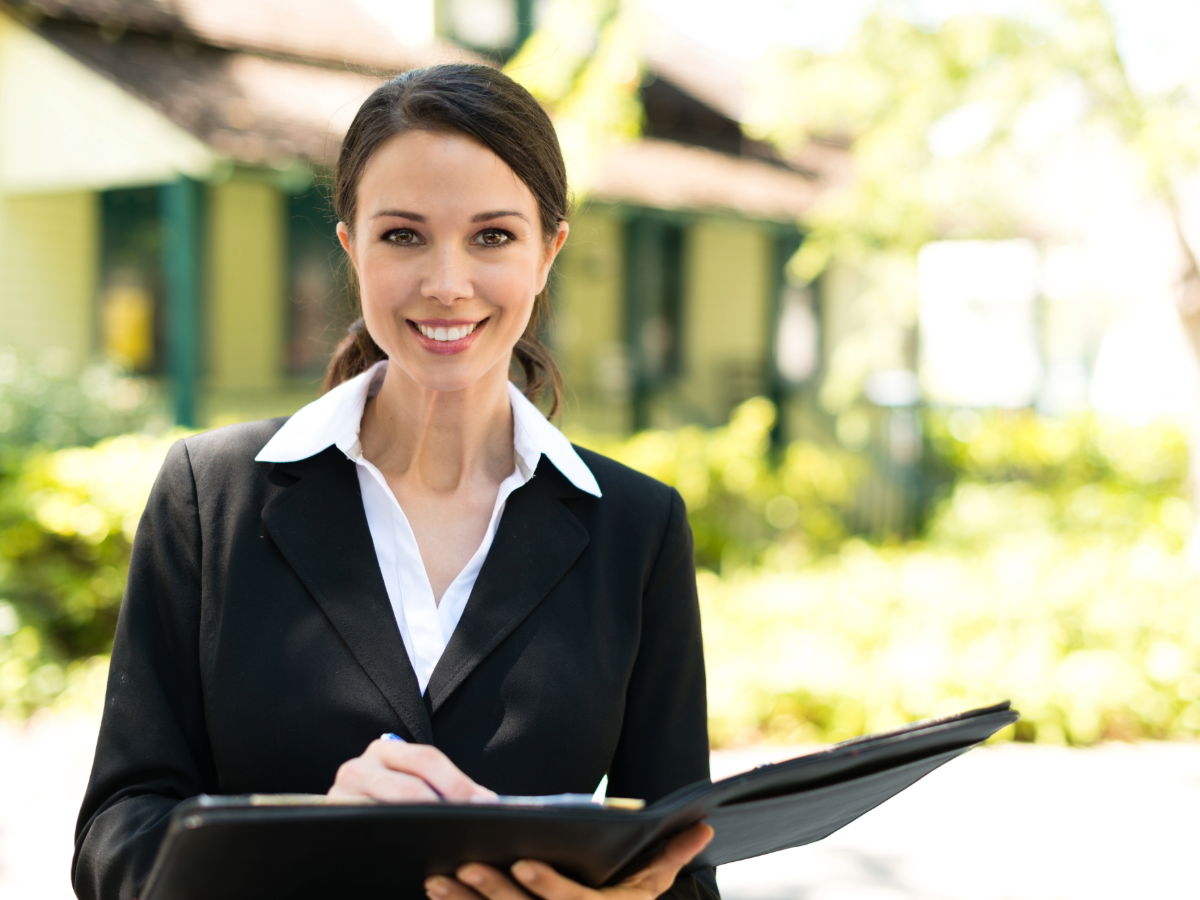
321, 318, 386, 394
511, 285, 563, 419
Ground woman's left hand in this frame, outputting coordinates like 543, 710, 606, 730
424, 822, 714, 900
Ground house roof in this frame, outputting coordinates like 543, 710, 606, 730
640, 17, 849, 187
37, 18, 390, 166
590, 139, 818, 222
642, 20, 746, 124
15, 0, 458, 69
19, 2, 823, 220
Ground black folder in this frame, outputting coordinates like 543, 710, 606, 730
142, 702, 1018, 900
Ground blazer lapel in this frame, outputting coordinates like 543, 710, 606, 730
425, 461, 589, 715
261, 449, 433, 744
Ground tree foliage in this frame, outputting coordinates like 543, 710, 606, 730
504, 0, 645, 194
739, 0, 1200, 410
748, 0, 1200, 263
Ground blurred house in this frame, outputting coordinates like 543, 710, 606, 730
0, 0, 826, 431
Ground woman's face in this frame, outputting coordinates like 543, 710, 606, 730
338, 130, 567, 396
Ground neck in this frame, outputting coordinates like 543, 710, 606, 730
358, 360, 515, 491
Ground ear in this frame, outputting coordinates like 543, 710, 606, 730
536, 221, 570, 293
336, 221, 354, 256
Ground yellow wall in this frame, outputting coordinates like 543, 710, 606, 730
553, 210, 778, 432
0, 10, 213, 194
552, 206, 628, 431
206, 178, 284, 391
681, 216, 772, 423
0, 191, 96, 361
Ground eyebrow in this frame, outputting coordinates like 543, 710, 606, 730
369, 209, 530, 224
472, 210, 529, 223
371, 209, 425, 221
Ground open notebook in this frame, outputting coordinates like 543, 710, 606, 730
142, 701, 1018, 900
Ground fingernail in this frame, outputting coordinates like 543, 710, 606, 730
512, 861, 537, 883
382, 732, 405, 742
425, 877, 449, 898
459, 865, 483, 886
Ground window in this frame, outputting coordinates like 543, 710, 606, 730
286, 186, 354, 377
773, 231, 816, 386
624, 214, 685, 429
99, 188, 163, 373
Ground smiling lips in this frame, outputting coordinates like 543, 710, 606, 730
415, 321, 479, 342
408, 318, 487, 354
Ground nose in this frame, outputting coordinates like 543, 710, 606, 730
421, 242, 474, 307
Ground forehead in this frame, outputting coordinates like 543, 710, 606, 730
356, 130, 535, 218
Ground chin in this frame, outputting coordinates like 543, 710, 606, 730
387, 355, 502, 397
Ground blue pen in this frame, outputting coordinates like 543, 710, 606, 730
381, 732, 444, 798
379, 734, 642, 808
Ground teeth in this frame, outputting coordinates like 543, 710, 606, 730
417, 322, 478, 341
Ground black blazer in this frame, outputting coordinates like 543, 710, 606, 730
73, 419, 717, 900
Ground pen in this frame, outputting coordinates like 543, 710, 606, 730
379, 734, 643, 808
479, 794, 645, 809
380, 733, 444, 799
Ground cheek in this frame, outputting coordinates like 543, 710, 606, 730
488, 267, 540, 337
467, 250, 542, 322
357, 256, 412, 309
487, 263, 538, 305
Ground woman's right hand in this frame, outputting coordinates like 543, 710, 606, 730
328, 737, 498, 803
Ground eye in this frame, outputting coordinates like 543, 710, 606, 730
384, 228, 422, 246
475, 228, 513, 247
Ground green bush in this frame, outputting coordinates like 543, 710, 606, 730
0, 351, 170, 718
925, 407, 1189, 500
589, 404, 1200, 747
701, 506, 1200, 748
2, 396, 1197, 749
569, 399, 864, 571
0, 349, 162, 450
0, 432, 182, 718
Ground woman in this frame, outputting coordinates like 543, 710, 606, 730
73, 64, 715, 900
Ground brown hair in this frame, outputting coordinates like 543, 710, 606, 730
323, 64, 568, 417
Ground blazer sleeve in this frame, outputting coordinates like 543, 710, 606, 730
606, 488, 719, 900
73, 439, 218, 900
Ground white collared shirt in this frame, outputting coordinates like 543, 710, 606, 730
256, 361, 601, 694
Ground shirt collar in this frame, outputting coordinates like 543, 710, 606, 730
255, 360, 601, 498
506, 379, 600, 496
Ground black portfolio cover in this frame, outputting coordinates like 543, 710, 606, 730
142, 702, 1018, 900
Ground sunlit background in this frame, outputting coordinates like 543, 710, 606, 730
1, 0, 1199, 898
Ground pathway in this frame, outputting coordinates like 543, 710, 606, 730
2, 715, 1196, 899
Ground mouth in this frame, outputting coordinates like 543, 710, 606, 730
407, 318, 487, 354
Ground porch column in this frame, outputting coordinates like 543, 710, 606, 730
161, 177, 201, 427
